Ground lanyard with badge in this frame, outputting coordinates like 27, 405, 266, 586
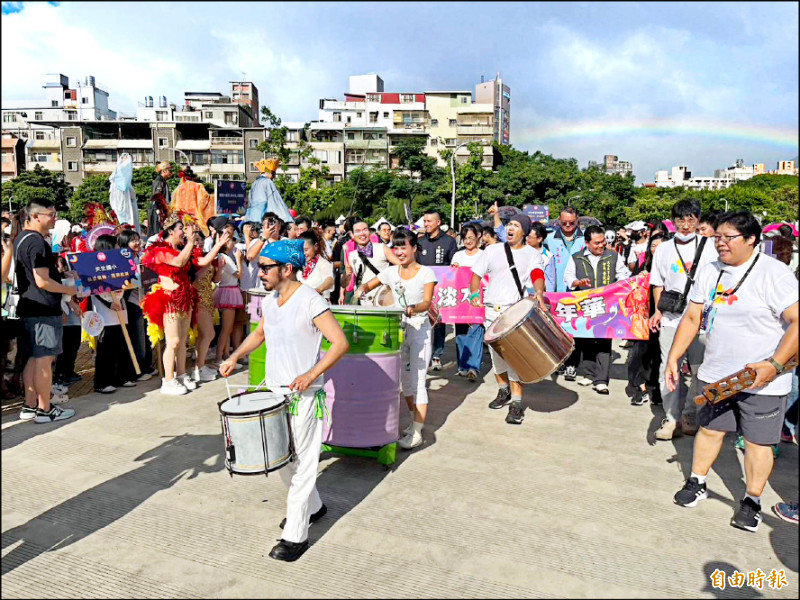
700, 254, 760, 334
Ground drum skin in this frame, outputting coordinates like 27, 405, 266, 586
219, 392, 292, 475
484, 297, 574, 384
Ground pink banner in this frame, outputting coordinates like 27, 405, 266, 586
544, 273, 651, 340
430, 266, 485, 324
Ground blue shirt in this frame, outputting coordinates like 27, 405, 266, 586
243, 175, 293, 224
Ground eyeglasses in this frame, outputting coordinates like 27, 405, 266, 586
33, 211, 57, 219
560, 220, 577, 226
674, 217, 698, 227
258, 263, 282, 273
713, 234, 744, 243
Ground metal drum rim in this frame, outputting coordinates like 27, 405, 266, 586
218, 393, 290, 417
484, 297, 538, 343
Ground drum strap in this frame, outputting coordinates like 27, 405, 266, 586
287, 390, 331, 426
503, 243, 525, 300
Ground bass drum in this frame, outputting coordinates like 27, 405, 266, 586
484, 297, 574, 383
371, 284, 395, 307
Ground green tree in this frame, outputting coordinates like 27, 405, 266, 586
1, 165, 73, 214
69, 174, 110, 222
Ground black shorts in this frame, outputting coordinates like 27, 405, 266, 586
697, 386, 788, 446
20, 315, 63, 359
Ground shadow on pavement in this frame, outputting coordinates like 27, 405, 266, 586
1, 433, 223, 576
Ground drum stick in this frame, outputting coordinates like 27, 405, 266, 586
119, 320, 141, 375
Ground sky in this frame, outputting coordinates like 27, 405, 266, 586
2, 1, 798, 182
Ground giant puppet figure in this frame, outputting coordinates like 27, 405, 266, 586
243, 157, 293, 224
148, 161, 173, 232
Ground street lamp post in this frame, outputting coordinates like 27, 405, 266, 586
450, 141, 471, 230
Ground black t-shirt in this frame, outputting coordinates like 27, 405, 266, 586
417, 230, 457, 266
13, 231, 62, 317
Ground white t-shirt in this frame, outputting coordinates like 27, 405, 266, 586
217, 252, 240, 287
471, 243, 544, 307
650, 237, 718, 328
348, 242, 391, 286
298, 257, 334, 300
451, 249, 483, 269
629, 241, 648, 264
236, 239, 260, 291
203, 236, 215, 253
688, 251, 798, 395
377, 264, 438, 330
261, 284, 330, 389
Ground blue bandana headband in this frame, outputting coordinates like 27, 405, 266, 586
259, 239, 306, 269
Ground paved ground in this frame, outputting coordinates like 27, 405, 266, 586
2, 340, 798, 598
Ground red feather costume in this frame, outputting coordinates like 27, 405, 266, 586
140, 240, 201, 329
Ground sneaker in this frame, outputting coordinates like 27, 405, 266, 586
577, 377, 593, 386
398, 430, 423, 450
402, 422, 414, 437
731, 497, 762, 532
556, 364, 566, 375
772, 501, 799, 524
456, 369, 467, 377
121, 381, 137, 388
160, 378, 188, 396
34, 405, 75, 424
680, 414, 698, 436
593, 383, 610, 395
280, 504, 328, 530
564, 365, 577, 381
673, 477, 708, 507
430, 357, 442, 371
655, 418, 681, 441
51, 393, 70, 405
631, 390, 649, 406
19, 406, 37, 421
52, 383, 69, 395
95, 385, 116, 394
467, 369, 478, 382
180, 374, 198, 391
505, 403, 525, 425
194, 365, 218, 382
488, 387, 511, 410
137, 372, 153, 382
734, 435, 745, 451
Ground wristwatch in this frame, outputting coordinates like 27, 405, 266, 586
767, 357, 786, 374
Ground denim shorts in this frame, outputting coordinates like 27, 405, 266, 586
697, 386, 788, 446
21, 315, 63, 359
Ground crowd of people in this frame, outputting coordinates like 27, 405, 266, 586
1, 165, 798, 560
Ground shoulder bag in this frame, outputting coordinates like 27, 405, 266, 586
657, 236, 707, 314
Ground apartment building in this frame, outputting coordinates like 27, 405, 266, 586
589, 155, 633, 177
1, 133, 26, 182
475, 72, 510, 145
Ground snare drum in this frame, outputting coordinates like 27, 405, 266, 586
372, 284, 395, 307
484, 297, 574, 384
218, 391, 294, 476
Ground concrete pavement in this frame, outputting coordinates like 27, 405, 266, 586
2, 341, 797, 598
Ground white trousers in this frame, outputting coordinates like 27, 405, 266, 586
402, 324, 432, 405
279, 389, 324, 544
484, 305, 520, 382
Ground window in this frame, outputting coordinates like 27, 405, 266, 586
31, 153, 49, 162
449, 119, 457, 127
158, 137, 168, 148
204, 111, 213, 119
156, 111, 168, 122
35, 131, 46, 140
366, 93, 380, 102
363, 132, 378, 140
34, 111, 43, 120
383, 112, 389, 118
333, 112, 341, 122
82, 97, 89, 104
224, 112, 237, 125
66, 111, 77, 121
356, 112, 362, 118
401, 94, 414, 103
347, 132, 355, 140
51, 100, 59, 107
285, 130, 298, 142
346, 150, 364, 163
210, 150, 243, 164
3, 113, 17, 123
460, 96, 469, 104
68, 161, 78, 171
369, 112, 378, 124
249, 162, 258, 172
431, 119, 438, 127
66, 136, 77, 147
346, 116, 351, 124
190, 151, 208, 164
314, 150, 328, 163
249, 139, 259, 149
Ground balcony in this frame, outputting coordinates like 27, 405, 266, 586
209, 163, 245, 174
210, 136, 244, 146
322, 101, 367, 111
457, 125, 493, 136
83, 162, 116, 173
344, 139, 388, 149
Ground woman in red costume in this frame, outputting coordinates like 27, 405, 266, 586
140, 214, 202, 395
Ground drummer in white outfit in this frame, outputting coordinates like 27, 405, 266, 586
470, 213, 546, 425
355, 228, 437, 450
219, 239, 349, 563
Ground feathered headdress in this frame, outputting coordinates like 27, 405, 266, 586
83, 202, 119, 229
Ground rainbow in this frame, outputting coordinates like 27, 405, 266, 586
517, 117, 799, 149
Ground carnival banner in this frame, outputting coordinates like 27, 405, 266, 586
544, 273, 651, 340
67, 248, 139, 295
430, 266, 485, 324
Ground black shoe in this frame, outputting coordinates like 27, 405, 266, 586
556, 364, 566, 375
505, 403, 525, 424
631, 390, 650, 406
673, 477, 707, 507
564, 365, 577, 381
65, 373, 83, 383
268, 539, 309, 562
731, 498, 762, 532
649, 388, 663, 406
279, 504, 327, 530
488, 388, 511, 410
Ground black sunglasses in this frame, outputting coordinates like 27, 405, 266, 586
258, 263, 283, 273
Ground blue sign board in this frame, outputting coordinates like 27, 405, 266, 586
67, 248, 139, 295
522, 204, 550, 223
216, 180, 247, 214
